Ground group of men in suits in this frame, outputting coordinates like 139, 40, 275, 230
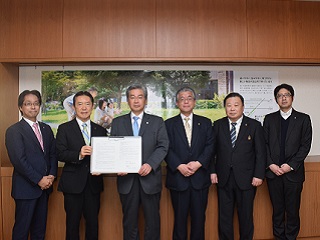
5, 83, 312, 240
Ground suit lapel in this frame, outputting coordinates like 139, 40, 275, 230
190, 115, 201, 149
235, 116, 250, 149
174, 115, 190, 148
124, 113, 134, 136
286, 109, 297, 142
221, 118, 232, 148
70, 119, 86, 145
21, 119, 43, 151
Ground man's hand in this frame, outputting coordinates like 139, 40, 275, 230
187, 161, 202, 173
177, 164, 194, 177
211, 173, 218, 184
269, 164, 284, 176
80, 146, 92, 159
252, 177, 263, 187
138, 163, 152, 176
38, 176, 53, 190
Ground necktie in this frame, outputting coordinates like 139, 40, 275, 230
230, 122, 237, 148
184, 117, 192, 146
133, 116, 139, 136
82, 123, 90, 145
33, 122, 44, 151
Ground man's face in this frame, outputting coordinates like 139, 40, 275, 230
19, 94, 40, 122
176, 91, 196, 116
74, 95, 94, 122
127, 89, 147, 115
225, 96, 244, 122
276, 88, 293, 112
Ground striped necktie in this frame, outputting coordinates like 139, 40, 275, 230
230, 122, 237, 148
82, 123, 90, 145
33, 122, 44, 151
184, 117, 192, 146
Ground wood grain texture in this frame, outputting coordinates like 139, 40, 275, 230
63, 0, 156, 58
156, 0, 247, 58
0, 0, 63, 59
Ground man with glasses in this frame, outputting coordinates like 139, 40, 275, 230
263, 83, 312, 240
5, 90, 57, 240
165, 87, 214, 240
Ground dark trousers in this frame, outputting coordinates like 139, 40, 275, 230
267, 176, 303, 240
63, 182, 101, 240
119, 176, 161, 240
13, 191, 49, 240
170, 187, 209, 240
217, 171, 256, 240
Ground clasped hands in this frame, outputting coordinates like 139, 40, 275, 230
38, 175, 55, 190
178, 161, 202, 177
269, 163, 292, 176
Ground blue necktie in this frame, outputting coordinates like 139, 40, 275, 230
133, 116, 139, 136
230, 122, 237, 148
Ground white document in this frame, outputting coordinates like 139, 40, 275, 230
90, 136, 142, 173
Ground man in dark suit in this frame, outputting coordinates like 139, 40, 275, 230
211, 92, 266, 240
56, 91, 106, 240
263, 84, 312, 240
110, 84, 169, 240
5, 90, 57, 240
165, 87, 214, 240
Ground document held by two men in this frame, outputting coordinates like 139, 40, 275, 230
90, 136, 142, 173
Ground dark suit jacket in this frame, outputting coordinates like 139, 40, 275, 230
56, 119, 106, 194
211, 115, 266, 190
263, 109, 312, 182
110, 112, 169, 195
165, 114, 214, 191
5, 118, 57, 199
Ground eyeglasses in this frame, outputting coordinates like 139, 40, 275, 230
277, 93, 291, 99
23, 102, 40, 107
178, 97, 195, 102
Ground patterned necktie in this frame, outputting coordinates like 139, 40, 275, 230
133, 116, 139, 136
184, 117, 192, 146
230, 122, 237, 148
82, 123, 90, 145
33, 122, 44, 151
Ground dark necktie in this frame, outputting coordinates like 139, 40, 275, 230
230, 122, 237, 148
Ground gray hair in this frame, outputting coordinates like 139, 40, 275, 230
175, 87, 196, 102
126, 84, 148, 100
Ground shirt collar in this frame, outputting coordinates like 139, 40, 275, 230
228, 115, 243, 126
280, 108, 292, 119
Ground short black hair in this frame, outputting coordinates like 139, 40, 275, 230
223, 92, 244, 107
73, 91, 94, 106
274, 83, 295, 99
18, 90, 42, 115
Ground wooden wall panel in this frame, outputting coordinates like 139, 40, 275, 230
247, 0, 320, 60
2, 161, 320, 239
290, 1, 320, 59
247, 0, 292, 59
0, 0, 63, 59
0, 63, 18, 167
63, 0, 156, 58
156, 0, 247, 58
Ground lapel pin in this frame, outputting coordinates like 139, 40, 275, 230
198, 123, 201, 125
146, 122, 149, 124
248, 135, 251, 140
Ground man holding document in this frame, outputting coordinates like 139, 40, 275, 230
110, 84, 169, 240
56, 91, 106, 240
